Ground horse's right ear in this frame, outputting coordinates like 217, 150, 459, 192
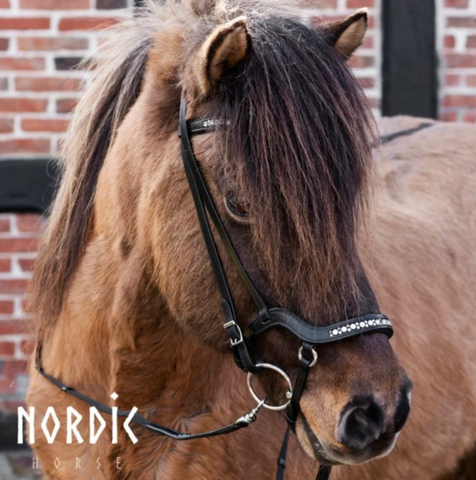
324, 9, 368, 59
191, 17, 250, 97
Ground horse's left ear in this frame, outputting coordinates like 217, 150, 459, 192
195, 16, 250, 96
324, 9, 368, 59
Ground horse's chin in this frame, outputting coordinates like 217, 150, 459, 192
295, 421, 400, 467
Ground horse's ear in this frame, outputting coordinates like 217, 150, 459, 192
195, 16, 250, 96
324, 9, 368, 59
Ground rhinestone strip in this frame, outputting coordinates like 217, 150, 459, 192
328, 318, 392, 338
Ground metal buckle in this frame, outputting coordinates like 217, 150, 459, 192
235, 399, 266, 425
223, 320, 244, 346
298, 345, 318, 367
247, 363, 293, 411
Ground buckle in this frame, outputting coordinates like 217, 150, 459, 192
224, 320, 244, 346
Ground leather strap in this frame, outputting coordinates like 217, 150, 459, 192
247, 311, 393, 344
380, 122, 433, 145
35, 341, 261, 441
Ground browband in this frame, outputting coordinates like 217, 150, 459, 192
247, 311, 393, 343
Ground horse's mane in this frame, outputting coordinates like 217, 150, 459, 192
29, 3, 159, 327
30, 0, 375, 329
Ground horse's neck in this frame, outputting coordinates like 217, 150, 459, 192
44, 233, 241, 417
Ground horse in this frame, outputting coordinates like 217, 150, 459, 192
25, 0, 476, 479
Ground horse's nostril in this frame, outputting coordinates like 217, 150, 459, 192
336, 398, 385, 450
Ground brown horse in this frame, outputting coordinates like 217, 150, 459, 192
26, 1, 475, 479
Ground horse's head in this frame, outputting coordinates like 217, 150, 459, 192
126, 5, 411, 466
40, 0, 411, 468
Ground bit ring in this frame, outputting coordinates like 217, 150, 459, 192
247, 363, 293, 411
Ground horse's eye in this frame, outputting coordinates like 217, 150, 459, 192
225, 194, 248, 218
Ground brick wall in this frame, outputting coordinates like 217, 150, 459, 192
0, 0, 131, 159
0, 213, 41, 416
438, 0, 476, 122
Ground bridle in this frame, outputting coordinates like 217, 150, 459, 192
34, 96, 394, 480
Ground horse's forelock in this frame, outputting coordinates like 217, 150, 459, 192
210, 16, 376, 319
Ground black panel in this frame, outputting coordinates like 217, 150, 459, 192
382, 0, 438, 119
0, 413, 28, 451
0, 159, 59, 214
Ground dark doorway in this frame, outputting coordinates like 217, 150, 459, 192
382, 0, 438, 119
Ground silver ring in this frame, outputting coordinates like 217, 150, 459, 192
298, 346, 318, 367
247, 363, 293, 411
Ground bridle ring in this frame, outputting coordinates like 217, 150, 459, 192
246, 363, 293, 411
298, 345, 318, 367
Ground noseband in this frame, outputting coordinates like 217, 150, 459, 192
35, 96, 393, 480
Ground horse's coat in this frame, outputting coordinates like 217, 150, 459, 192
26, 1, 475, 479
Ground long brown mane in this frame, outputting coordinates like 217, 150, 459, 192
30, 0, 375, 329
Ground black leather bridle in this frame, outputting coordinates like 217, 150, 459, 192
35, 96, 394, 480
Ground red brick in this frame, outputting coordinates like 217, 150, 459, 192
349, 55, 375, 68
347, 0, 374, 7
361, 35, 374, 49
463, 112, 476, 123
447, 17, 476, 28
1, 360, 28, 376
18, 37, 89, 51
59, 16, 119, 31
440, 111, 457, 122
0, 321, 24, 335
358, 77, 374, 89
18, 258, 35, 272
16, 214, 42, 233
0, 300, 14, 314
445, 74, 460, 87
445, 53, 476, 68
443, 95, 476, 108
0, 378, 16, 395
0, 0, 10, 7
0, 279, 29, 294
444, 35, 456, 49
0, 18, 50, 30
0, 118, 13, 133
0, 217, 10, 232
0, 57, 45, 71
0, 139, 50, 155
22, 118, 69, 133
467, 36, 476, 48
20, 339, 34, 355
0, 342, 15, 356
0, 238, 39, 253
0, 259, 11, 273
0, 38, 9, 50
56, 97, 79, 113
0, 98, 47, 113
15, 76, 81, 92
21, 0, 89, 8
467, 75, 476, 87
445, 0, 469, 6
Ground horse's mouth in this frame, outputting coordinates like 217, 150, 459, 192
298, 415, 399, 467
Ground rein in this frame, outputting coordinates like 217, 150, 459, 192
34, 97, 396, 480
